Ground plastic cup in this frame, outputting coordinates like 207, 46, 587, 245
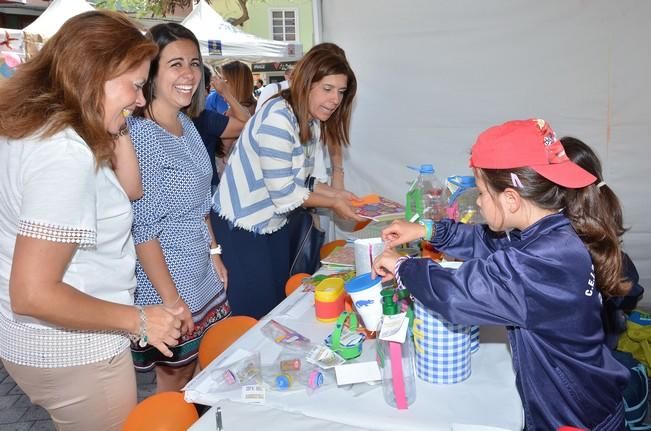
344, 273, 384, 331
353, 237, 385, 276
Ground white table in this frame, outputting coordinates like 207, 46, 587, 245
185, 286, 523, 431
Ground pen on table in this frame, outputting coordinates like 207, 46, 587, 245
216, 406, 222, 431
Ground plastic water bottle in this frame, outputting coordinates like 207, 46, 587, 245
446, 176, 484, 224
446, 176, 483, 353
405, 164, 446, 222
377, 288, 416, 409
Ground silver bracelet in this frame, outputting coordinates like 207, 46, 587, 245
129, 306, 148, 348
210, 244, 222, 255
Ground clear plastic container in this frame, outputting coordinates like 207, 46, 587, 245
376, 288, 417, 409
446, 175, 484, 224
456, 187, 484, 224
405, 164, 447, 222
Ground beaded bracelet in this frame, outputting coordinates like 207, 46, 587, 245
111, 125, 129, 140
131, 306, 148, 348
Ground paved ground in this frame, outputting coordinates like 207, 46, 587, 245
0, 361, 156, 431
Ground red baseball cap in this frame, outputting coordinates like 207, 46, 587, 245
469, 119, 597, 188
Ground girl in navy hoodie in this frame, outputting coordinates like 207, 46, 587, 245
374, 119, 629, 430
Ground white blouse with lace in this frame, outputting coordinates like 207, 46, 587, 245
0, 128, 137, 367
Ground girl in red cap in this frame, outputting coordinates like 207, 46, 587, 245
373, 119, 629, 430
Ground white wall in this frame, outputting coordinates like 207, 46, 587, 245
322, 0, 651, 302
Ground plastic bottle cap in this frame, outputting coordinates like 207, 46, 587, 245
381, 288, 399, 315
344, 272, 381, 293
308, 370, 324, 389
419, 164, 434, 174
274, 374, 293, 390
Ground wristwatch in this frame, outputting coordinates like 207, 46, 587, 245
418, 219, 434, 241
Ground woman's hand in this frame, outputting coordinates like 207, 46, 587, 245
211, 75, 231, 96
332, 198, 366, 222
142, 305, 184, 357
333, 189, 360, 202
163, 296, 194, 336
382, 219, 426, 247
372, 248, 402, 283
211, 254, 228, 291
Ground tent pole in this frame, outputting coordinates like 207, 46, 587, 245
312, 0, 323, 44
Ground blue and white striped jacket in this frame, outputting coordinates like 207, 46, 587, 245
214, 97, 318, 234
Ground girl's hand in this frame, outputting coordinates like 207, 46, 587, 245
382, 219, 426, 247
141, 305, 183, 357
372, 248, 402, 283
332, 198, 366, 222
211, 254, 229, 291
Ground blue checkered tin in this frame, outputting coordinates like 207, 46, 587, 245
413, 300, 471, 384
470, 325, 480, 354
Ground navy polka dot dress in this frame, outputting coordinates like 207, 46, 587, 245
128, 113, 230, 370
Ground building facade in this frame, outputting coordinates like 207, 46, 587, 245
211, 0, 315, 84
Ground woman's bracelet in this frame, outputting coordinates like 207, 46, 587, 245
112, 124, 129, 140
129, 306, 148, 348
332, 166, 344, 174
164, 292, 181, 307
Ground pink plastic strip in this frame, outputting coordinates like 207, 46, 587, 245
389, 341, 408, 409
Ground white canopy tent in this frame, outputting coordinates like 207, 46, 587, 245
23, 0, 93, 39
181, 0, 302, 62
320, 0, 651, 301
0, 0, 93, 73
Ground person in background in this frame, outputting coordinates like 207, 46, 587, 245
221, 60, 257, 115
128, 23, 230, 392
193, 65, 246, 193
213, 47, 364, 319
254, 78, 264, 97
373, 119, 629, 429
255, 65, 294, 113
561, 136, 644, 348
217, 61, 256, 163
204, 62, 255, 118
0, 11, 182, 430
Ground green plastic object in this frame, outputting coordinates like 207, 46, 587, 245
381, 288, 399, 316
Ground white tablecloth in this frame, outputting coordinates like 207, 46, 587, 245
185, 288, 523, 431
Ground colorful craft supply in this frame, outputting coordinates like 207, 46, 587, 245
314, 278, 345, 322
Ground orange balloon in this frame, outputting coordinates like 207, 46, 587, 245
123, 391, 198, 431
198, 315, 258, 370
285, 272, 311, 296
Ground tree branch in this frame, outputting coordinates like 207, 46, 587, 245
226, 0, 250, 27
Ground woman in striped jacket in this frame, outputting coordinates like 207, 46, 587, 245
213, 46, 364, 318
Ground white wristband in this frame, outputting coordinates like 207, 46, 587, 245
210, 244, 222, 255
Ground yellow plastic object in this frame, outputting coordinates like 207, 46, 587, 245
314, 278, 345, 322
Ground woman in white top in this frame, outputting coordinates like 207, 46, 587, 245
0, 11, 182, 431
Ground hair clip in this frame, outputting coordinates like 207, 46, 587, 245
510, 173, 523, 188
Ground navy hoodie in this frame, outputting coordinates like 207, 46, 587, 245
398, 213, 628, 430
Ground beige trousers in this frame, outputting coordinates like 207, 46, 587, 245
2, 348, 137, 431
